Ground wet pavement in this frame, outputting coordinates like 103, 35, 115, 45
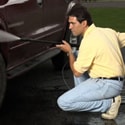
0, 59, 125, 125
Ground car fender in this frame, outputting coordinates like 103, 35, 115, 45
66, 0, 79, 14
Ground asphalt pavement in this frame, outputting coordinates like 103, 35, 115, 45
0, 59, 125, 125
82, 1, 125, 8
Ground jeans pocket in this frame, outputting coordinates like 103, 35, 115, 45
98, 79, 122, 98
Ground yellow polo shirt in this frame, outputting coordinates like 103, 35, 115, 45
74, 24, 125, 78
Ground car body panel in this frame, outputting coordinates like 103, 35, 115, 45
0, 0, 80, 78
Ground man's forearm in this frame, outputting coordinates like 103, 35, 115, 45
67, 51, 82, 77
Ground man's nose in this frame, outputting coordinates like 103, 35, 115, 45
69, 24, 72, 29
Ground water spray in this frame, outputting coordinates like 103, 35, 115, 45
0, 30, 79, 47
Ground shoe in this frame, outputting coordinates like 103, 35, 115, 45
101, 95, 121, 120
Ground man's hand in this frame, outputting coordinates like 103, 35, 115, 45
56, 40, 82, 77
56, 40, 72, 53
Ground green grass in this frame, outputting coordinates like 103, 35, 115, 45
88, 8, 125, 32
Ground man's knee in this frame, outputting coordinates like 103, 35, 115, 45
57, 97, 71, 111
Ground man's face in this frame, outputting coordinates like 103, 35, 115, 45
68, 16, 85, 36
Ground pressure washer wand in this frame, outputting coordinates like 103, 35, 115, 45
0, 30, 79, 47
20, 38, 79, 47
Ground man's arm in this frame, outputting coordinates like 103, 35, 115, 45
117, 32, 125, 48
56, 41, 82, 77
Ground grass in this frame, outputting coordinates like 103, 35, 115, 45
88, 8, 125, 32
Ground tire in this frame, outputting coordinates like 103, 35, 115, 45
51, 28, 71, 70
0, 53, 6, 108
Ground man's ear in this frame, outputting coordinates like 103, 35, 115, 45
81, 20, 87, 27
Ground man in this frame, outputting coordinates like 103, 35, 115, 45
56, 4, 125, 120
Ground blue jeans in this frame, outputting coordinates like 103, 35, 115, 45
57, 73, 124, 113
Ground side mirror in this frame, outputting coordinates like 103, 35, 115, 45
0, 0, 8, 6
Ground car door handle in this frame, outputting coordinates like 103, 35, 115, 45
37, 0, 43, 7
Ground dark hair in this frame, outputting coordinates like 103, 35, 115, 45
67, 4, 93, 26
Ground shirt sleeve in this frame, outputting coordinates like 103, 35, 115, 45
74, 38, 97, 74
117, 32, 125, 48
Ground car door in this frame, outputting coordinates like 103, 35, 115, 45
4, 0, 45, 68
4, 0, 69, 70
40, 0, 68, 42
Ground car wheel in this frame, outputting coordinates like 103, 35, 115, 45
0, 53, 6, 108
51, 28, 73, 70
